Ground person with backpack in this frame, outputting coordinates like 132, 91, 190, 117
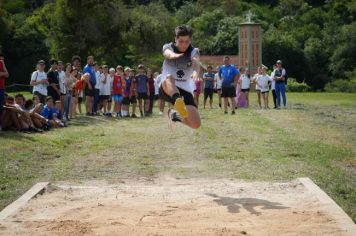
30, 60, 48, 104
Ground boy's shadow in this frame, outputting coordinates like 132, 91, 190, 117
206, 193, 289, 215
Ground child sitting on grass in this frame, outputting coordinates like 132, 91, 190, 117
41, 96, 64, 128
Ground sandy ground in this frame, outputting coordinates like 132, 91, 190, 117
0, 176, 354, 236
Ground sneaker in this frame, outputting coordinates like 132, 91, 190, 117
231, 110, 235, 115
224, 111, 228, 114
131, 114, 137, 118
167, 108, 182, 131
159, 111, 163, 115
174, 97, 188, 119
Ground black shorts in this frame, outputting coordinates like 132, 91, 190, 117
261, 91, 269, 94
159, 85, 197, 108
154, 95, 159, 100
149, 93, 155, 101
122, 96, 137, 105
241, 88, 250, 92
204, 88, 214, 100
256, 89, 261, 93
221, 87, 236, 98
48, 92, 60, 102
85, 87, 94, 97
137, 92, 148, 100
78, 97, 83, 103
100, 95, 110, 101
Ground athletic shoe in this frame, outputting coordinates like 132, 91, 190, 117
167, 108, 182, 131
159, 111, 163, 115
224, 111, 228, 114
131, 114, 137, 118
174, 97, 188, 119
231, 110, 235, 115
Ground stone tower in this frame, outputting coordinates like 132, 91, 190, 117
239, 14, 262, 75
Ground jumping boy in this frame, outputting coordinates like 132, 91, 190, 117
159, 25, 201, 129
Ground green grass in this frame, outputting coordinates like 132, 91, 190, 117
1, 92, 355, 222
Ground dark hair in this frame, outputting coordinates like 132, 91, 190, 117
65, 63, 72, 71
207, 65, 212, 69
224, 56, 230, 60
15, 94, 24, 99
24, 99, 34, 110
7, 96, 14, 102
46, 96, 53, 102
49, 59, 58, 65
72, 55, 81, 63
175, 25, 192, 38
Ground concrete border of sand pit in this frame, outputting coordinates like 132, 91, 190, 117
0, 182, 49, 220
298, 178, 356, 234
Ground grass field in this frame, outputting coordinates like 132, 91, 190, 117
1, 92, 355, 222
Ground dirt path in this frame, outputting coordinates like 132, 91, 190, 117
0, 176, 354, 236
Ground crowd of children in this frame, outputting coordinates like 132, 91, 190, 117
0, 53, 287, 133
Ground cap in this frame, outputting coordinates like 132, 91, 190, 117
37, 60, 45, 65
276, 60, 282, 64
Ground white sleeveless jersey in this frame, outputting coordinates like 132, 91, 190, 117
161, 43, 200, 94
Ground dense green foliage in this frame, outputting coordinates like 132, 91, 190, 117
0, 0, 355, 90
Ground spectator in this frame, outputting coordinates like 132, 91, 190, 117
203, 65, 215, 109
129, 69, 138, 117
154, 71, 165, 115
30, 60, 48, 104
83, 56, 96, 115
112, 65, 123, 117
252, 66, 262, 109
0, 52, 9, 114
193, 76, 202, 108
273, 60, 287, 109
256, 65, 273, 109
93, 62, 101, 114
147, 68, 155, 115
47, 59, 61, 102
240, 67, 251, 108
135, 64, 149, 117
72, 67, 84, 116
219, 56, 240, 114
100, 65, 113, 116
214, 66, 222, 109
41, 96, 64, 127
64, 63, 76, 120
58, 61, 66, 114
122, 67, 137, 118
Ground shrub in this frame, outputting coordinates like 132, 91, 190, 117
286, 78, 312, 92
324, 79, 356, 93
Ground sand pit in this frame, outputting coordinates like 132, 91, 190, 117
0, 177, 355, 236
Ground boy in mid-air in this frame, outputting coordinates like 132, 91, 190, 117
159, 25, 201, 129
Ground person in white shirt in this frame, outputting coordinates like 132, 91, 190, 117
30, 60, 48, 104
154, 72, 165, 115
93, 62, 102, 114
252, 66, 262, 109
256, 65, 273, 109
239, 67, 251, 108
100, 65, 112, 116
270, 65, 277, 109
214, 66, 223, 109
57, 61, 66, 114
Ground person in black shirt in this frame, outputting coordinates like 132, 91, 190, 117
47, 59, 61, 102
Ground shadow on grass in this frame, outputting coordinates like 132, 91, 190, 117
207, 193, 289, 215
